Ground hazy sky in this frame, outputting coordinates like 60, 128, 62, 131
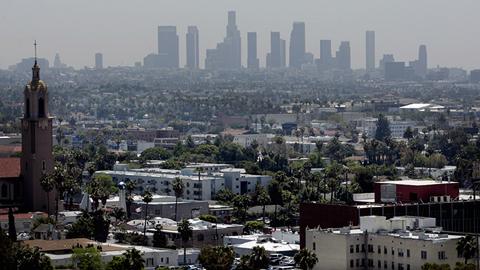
1, 0, 479, 70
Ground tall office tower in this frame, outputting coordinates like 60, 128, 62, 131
319, 40, 333, 70
247, 32, 259, 69
366, 31, 375, 72
289, 22, 306, 68
95, 53, 103, 69
157, 26, 179, 68
186, 26, 200, 69
379, 54, 395, 71
22, 59, 55, 213
267, 32, 282, 68
417, 45, 428, 78
205, 11, 242, 70
336, 41, 351, 70
280, 39, 286, 68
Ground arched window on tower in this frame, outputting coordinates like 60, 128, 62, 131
38, 98, 45, 118
26, 98, 30, 118
1, 184, 7, 198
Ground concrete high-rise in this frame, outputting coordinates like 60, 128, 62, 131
417, 45, 428, 78
289, 22, 306, 69
336, 41, 351, 70
95, 53, 103, 69
205, 11, 242, 70
22, 59, 55, 213
247, 32, 259, 69
319, 40, 333, 70
158, 26, 179, 68
366, 31, 375, 72
186, 26, 199, 69
267, 32, 285, 69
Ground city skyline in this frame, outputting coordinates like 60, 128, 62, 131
1, 0, 480, 70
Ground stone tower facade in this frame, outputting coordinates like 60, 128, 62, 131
21, 60, 55, 213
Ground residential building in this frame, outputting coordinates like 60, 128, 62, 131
0, 211, 46, 233
24, 238, 178, 268
305, 216, 464, 270
222, 168, 272, 195
233, 133, 275, 148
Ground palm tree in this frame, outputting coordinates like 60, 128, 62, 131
177, 219, 193, 265
142, 190, 153, 237
123, 248, 145, 270
86, 173, 118, 210
248, 246, 270, 270
456, 235, 477, 264
294, 248, 319, 270
256, 185, 271, 223
40, 174, 55, 215
125, 179, 136, 218
110, 207, 126, 225
172, 177, 185, 221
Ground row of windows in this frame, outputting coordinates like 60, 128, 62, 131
349, 244, 447, 261
350, 259, 411, 270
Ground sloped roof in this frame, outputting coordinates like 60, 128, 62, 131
0, 157, 21, 178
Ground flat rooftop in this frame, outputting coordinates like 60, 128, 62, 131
377, 179, 456, 186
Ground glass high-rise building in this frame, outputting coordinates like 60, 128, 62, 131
289, 22, 306, 68
158, 26, 179, 68
247, 32, 259, 69
186, 26, 199, 69
366, 31, 375, 72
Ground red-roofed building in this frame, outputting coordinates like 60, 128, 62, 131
0, 157, 22, 205
0, 211, 46, 233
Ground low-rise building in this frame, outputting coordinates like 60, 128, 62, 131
0, 211, 46, 233
305, 216, 465, 270
24, 238, 178, 269
224, 234, 299, 257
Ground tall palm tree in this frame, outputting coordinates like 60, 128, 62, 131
123, 248, 145, 270
456, 235, 477, 264
142, 190, 153, 237
256, 185, 271, 223
177, 219, 193, 265
40, 174, 55, 215
294, 248, 319, 270
172, 177, 185, 221
125, 179, 136, 218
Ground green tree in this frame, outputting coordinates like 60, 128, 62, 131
177, 219, 193, 265
40, 174, 55, 215
72, 246, 104, 270
198, 214, 217, 223
123, 248, 145, 270
254, 185, 271, 223
110, 207, 126, 225
403, 126, 414, 139
244, 221, 265, 234
294, 248, 319, 270
421, 263, 451, 270
268, 179, 283, 228
140, 147, 172, 162
454, 262, 476, 270
198, 246, 235, 270
86, 173, 118, 209
142, 190, 153, 237
456, 235, 477, 264
172, 177, 185, 221
232, 194, 250, 222
375, 114, 391, 142
247, 246, 270, 270
152, 225, 168, 248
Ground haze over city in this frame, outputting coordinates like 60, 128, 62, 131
1, 0, 480, 69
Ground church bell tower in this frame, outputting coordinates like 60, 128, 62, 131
21, 42, 55, 213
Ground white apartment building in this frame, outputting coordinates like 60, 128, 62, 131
233, 133, 275, 148
94, 164, 272, 200
357, 118, 417, 139
305, 216, 465, 270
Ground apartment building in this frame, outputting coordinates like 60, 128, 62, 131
305, 216, 465, 270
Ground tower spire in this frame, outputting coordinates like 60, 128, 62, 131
32, 40, 40, 84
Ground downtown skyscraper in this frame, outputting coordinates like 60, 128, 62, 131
366, 30, 375, 72
336, 41, 351, 70
417, 45, 428, 78
205, 11, 242, 70
318, 40, 333, 70
247, 32, 259, 69
267, 32, 286, 69
186, 26, 200, 69
289, 22, 306, 69
158, 26, 179, 68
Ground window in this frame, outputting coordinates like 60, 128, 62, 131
38, 98, 45, 118
368, 244, 374, 253
356, 259, 359, 267
391, 247, 395, 256
146, 258, 154, 267
356, 244, 360, 253
368, 259, 373, 267
378, 260, 382, 268
362, 244, 365, 252
384, 261, 388, 269
421, 251, 427, 260
361, 259, 365, 267
350, 245, 354, 253
378, 245, 382, 254
313, 242, 316, 251
407, 264, 410, 270
438, 251, 446, 260
42, 161, 46, 171
406, 249, 410, 258
391, 262, 395, 270
384, 246, 388, 254
1, 184, 7, 198
398, 263, 404, 270
398, 248, 404, 257
166, 257, 169, 264
350, 260, 354, 268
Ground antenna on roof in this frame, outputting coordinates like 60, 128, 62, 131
34, 40, 38, 64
